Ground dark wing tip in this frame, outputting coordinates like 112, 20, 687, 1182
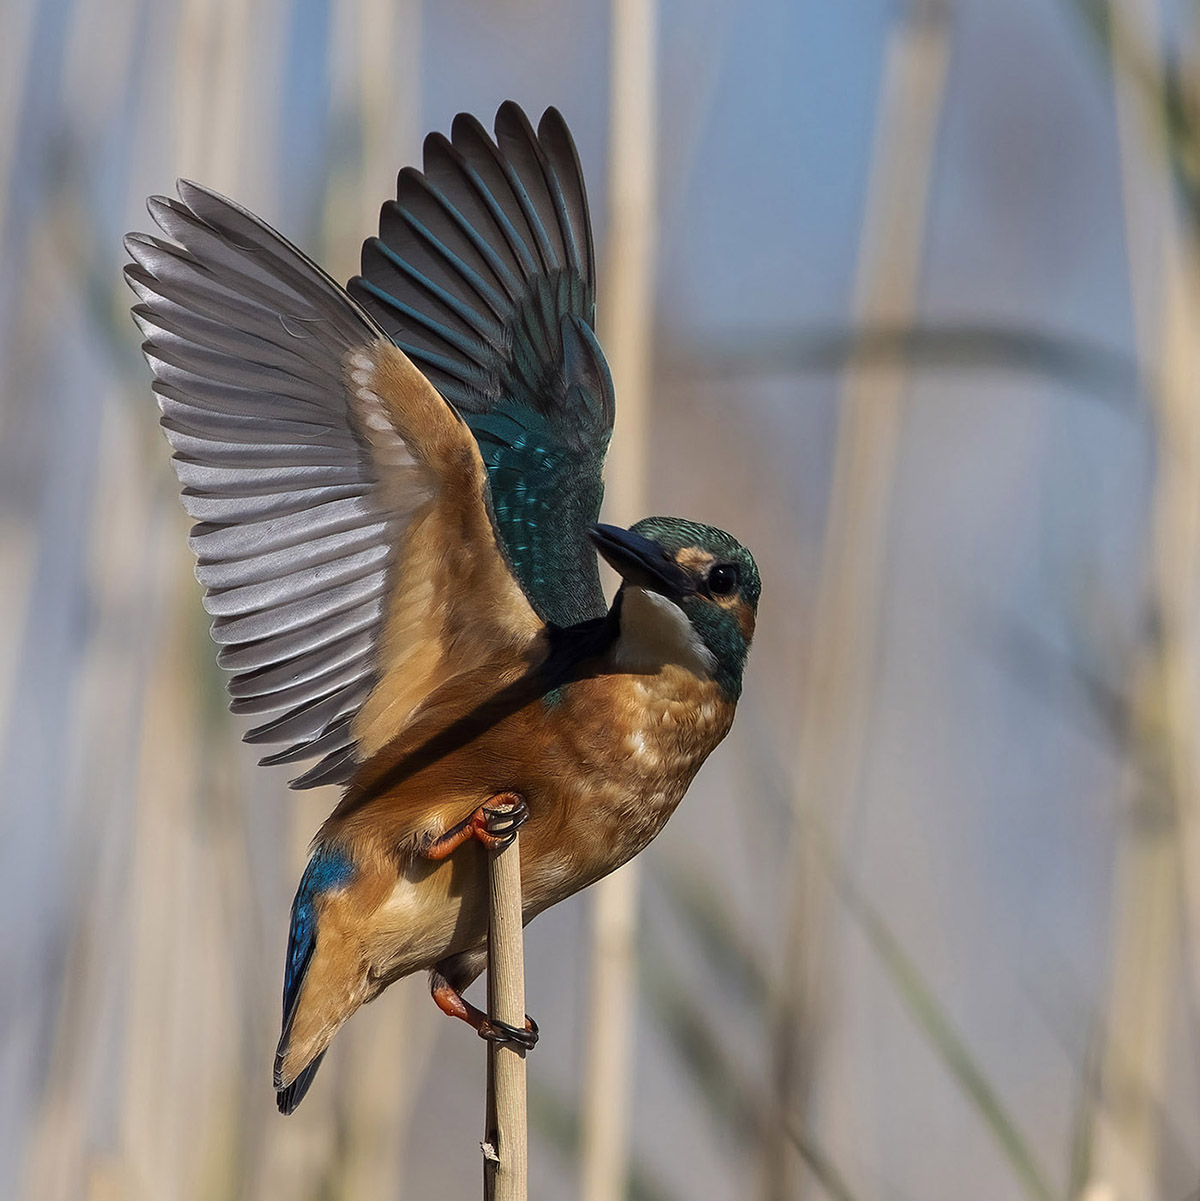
172, 179, 214, 214
420, 127, 453, 166
496, 98, 530, 122
449, 109, 493, 148
535, 105, 580, 161
174, 177, 216, 206
287, 745, 358, 790
494, 99, 537, 139
121, 250, 149, 294
123, 230, 161, 257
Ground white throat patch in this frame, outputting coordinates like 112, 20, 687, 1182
614, 587, 716, 677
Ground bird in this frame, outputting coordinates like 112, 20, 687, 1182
124, 101, 760, 1114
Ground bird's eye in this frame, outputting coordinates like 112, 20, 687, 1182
708, 564, 739, 596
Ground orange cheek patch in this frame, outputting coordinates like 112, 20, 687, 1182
731, 601, 756, 642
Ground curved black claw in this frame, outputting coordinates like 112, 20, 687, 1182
481, 796, 530, 849
479, 1014, 540, 1050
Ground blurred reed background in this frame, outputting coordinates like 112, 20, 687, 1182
2, 0, 1199, 1198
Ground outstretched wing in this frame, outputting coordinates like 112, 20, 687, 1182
349, 102, 614, 629
125, 183, 540, 789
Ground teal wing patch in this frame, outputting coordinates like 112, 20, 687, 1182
348, 103, 614, 627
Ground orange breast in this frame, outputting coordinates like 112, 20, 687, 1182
516, 665, 734, 913
324, 658, 735, 978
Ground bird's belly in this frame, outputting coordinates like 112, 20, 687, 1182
522, 775, 686, 916
364, 756, 692, 977
354, 668, 733, 975
366, 853, 490, 982
522, 671, 733, 915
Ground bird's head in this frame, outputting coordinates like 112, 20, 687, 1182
589, 517, 761, 698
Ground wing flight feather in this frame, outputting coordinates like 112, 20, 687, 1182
350, 103, 614, 628
126, 182, 539, 788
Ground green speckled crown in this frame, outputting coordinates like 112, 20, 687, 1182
631, 517, 761, 608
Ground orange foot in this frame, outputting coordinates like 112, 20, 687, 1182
430, 969, 539, 1050
418, 793, 529, 861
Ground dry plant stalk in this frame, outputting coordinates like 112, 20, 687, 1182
483, 828, 528, 1201
581, 2, 658, 1199
766, 4, 951, 1198
1085, 3, 1200, 1198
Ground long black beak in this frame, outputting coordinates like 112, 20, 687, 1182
588, 524, 693, 600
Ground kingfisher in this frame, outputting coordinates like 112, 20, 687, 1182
125, 102, 760, 1113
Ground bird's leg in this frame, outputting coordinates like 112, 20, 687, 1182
417, 793, 529, 861
430, 967, 540, 1049
423, 798, 539, 1048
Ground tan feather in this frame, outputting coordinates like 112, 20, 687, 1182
344, 341, 543, 759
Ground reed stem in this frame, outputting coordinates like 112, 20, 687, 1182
1084, 3, 1200, 1197
581, 2, 658, 1199
483, 828, 528, 1201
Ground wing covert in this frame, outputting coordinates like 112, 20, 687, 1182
349, 103, 614, 628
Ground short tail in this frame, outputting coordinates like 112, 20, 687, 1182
274, 843, 357, 1114
275, 1049, 327, 1115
